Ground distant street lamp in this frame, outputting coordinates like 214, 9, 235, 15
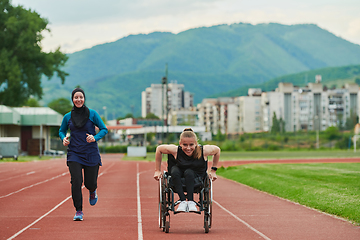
315, 115, 319, 149
103, 106, 107, 122
161, 63, 169, 143
103, 106, 107, 152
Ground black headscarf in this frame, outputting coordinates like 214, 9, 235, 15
71, 88, 90, 128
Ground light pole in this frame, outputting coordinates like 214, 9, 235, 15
161, 63, 168, 143
103, 106, 107, 152
103, 106, 107, 122
315, 115, 319, 149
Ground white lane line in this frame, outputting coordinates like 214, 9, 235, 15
0, 171, 36, 182
214, 200, 272, 240
137, 163, 143, 240
7, 195, 72, 240
0, 172, 68, 199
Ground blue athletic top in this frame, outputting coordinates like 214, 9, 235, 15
59, 109, 108, 166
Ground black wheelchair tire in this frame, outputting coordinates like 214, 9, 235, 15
165, 221, 170, 233
159, 177, 166, 229
204, 218, 210, 233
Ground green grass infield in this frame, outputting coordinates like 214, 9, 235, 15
122, 149, 360, 161
217, 163, 360, 225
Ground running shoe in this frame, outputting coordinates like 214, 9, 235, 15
188, 201, 198, 212
73, 211, 83, 221
89, 190, 98, 206
176, 201, 188, 212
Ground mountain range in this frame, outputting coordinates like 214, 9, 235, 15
41, 22, 360, 118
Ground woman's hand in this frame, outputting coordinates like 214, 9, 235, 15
86, 133, 95, 143
63, 136, 70, 146
209, 169, 218, 181
154, 170, 162, 181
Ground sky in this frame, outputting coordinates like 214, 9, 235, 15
11, 0, 360, 54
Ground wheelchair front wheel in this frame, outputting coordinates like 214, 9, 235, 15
165, 220, 170, 233
204, 216, 210, 233
203, 176, 213, 232
158, 177, 166, 229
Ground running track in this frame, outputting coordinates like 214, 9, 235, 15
1, 154, 360, 240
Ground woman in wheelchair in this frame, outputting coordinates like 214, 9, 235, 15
154, 128, 220, 212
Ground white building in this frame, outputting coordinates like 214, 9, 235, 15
197, 97, 236, 135
197, 98, 218, 135
141, 84, 163, 119
141, 82, 194, 119
237, 89, 262, 133
143, 77, 360, 135
169, 107, 199, 126
261, 82, 359, 132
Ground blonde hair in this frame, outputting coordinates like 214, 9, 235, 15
180, 128, 202, 159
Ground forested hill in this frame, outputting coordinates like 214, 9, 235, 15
42, 23, 360, 118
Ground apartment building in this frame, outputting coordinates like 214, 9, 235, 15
261, 82, 359, 132
197, 98, 219, 135
169, 107, 198, 126
141, 84, 163, 119
141, 82, 194, 119
142, 79, 359, 135
237, 89, 262, 133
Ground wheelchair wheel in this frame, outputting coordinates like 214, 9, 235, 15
203, 176, 213, 233
204, 218, 210, 233
158, 177, 166, 229
209, 177, 213, 227
165, 220, 170, 233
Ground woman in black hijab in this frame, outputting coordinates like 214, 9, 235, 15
59, 88, 108, 221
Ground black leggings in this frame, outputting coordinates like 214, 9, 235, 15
171, 165, 197, 201
67, 161, 99, 211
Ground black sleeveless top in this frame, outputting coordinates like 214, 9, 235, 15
176, 146, 207, 177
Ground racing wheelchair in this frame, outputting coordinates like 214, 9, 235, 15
158, 154, 213, 233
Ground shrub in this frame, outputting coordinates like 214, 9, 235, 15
102, 145, 128, 153
335, 136, 352, 149
268, 144, 280, 151
220, 141, 240, 151
146, 145, 157, 152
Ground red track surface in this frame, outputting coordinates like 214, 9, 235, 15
1, 154, 360, 240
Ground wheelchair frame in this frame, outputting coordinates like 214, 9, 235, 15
158, 169, 213, 233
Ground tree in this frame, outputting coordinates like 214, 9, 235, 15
324, 126, 340, 141
345, 110, 358, 131
271, 112, 280, 134
214, 129, 226, 141
0, 0, 68, 106
279, 117, 285, 133
145, 113, 159, 119
355, 78, 360, 86
116, 113, 134, 121
47, 98, 72, 116
337, 113, 344, 130
24, 97, 40, 107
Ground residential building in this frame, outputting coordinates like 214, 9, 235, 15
141, 81, 194, 120
142, 79, 360, 136
197, 98, 218, 134
141, 84, 163, 119
197, 97, 235, 135
238, 89, 262, 133
261, 82, 359, 133
169, 107, 199, 126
